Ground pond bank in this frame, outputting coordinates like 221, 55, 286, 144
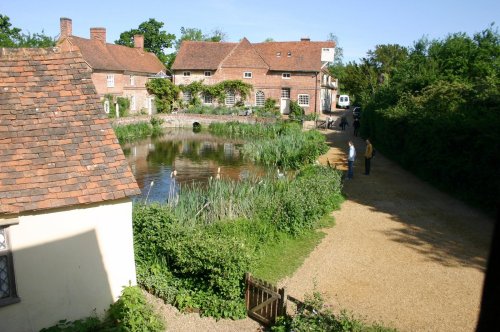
112, 113, 276, 129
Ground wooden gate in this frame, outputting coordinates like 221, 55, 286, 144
245, 272, 286, 325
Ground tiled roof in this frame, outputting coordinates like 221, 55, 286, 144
172, 38, 335, 72
172, 40, 236, 70
219, 38, 269, 69
62, 36, 166, 74
254, 40, 335, 72
0, 47, 141, 216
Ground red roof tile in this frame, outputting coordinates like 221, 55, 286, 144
172, 40, 236, 70
61, 36, 166, 74
0, 47, 141, 216
172, 38, 335, 72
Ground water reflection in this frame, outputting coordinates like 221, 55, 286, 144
123, 128, 266, 202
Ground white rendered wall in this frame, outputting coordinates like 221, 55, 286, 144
0, 199, 136, 332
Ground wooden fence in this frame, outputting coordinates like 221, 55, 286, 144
245, 272, 313, 326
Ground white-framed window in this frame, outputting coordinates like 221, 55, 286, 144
287, 51, 292, 57
103, 100, 110, 114
130, 75, 135, 86
298, 94, 310, 106
204, 71, 212, 77
276, 52, 281, 57
106, 74, 115, 88
282, 73, 291, 79
255, 91, 265, 107
183, 71, 191, 77
183, 91, 192, 102
243, 72, 252, 79
281, 88, 290, 99
225, 91, 235, 105
203, 94, 213, 104
0, 227, 19, 306
131, 95, 136, 111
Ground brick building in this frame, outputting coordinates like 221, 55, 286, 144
57, 18, 166, 115
172, 37, 337, 114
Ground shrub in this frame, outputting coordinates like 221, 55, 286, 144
272, 292, 396, 332
40, 286, 164, 332
106, 286, 165, 331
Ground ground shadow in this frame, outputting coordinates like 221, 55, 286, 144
320, 109, 494, 272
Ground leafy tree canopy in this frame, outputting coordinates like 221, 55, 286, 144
115, 18, 176, 65
0, 14, 55, 47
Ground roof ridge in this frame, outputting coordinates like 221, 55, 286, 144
219, 37, 269, 69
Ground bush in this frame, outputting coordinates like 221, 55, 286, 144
272, 292, 396, 332
40, 286, 164, 332
133, 165, 344, 319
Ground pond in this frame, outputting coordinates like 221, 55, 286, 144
122, 128, 267, 202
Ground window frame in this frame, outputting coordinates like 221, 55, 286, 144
130, 95, 136, 111
298, 94, 310, 107
106, 74, 115, 88
281, 88, 290, 99
243, 72, 252, 79
203, 93, 213, 104
183, 91, 192, 103
0, 226, 20, 307
183, 71, 191, 77
282, 73, 291, 79
225, 91, 235, 105
255, 91, 265, 107
130, 75, 135, 86
204, 71, 212, 77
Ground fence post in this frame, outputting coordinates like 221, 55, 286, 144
245, 272, 251, 310
278, 287, 287, 317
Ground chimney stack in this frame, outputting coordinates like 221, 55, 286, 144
60, 17, 72, 39
134, 35, 144, 49
300, 37, 311, 42
90, 27, 106, 44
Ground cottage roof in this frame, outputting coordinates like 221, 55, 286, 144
253, 40, 335, 72
61, 36, 166, 74
172, 40, 236, 70
0, 47, 141, 216
172, 38, 335, 72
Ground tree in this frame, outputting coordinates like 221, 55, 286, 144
263, 37, 275, 42
145, 78, 180, 113
175, 27, 204, 50
115, 18, 175, 65
17, 31, 55, 47
1, 14, 55, 48
327, 33, 344, 65
0, 14, 21, 47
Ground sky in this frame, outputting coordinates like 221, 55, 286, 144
1, 0, 499, 63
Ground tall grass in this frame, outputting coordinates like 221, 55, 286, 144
133, 165, 344, 319
113, 117, 164, 144
209, 122, 328, 169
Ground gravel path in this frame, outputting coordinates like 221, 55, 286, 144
279, 110, 494, 331
149, 110, 494, 331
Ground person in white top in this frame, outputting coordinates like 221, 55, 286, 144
347, 140, 356, 179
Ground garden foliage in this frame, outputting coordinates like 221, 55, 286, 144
40, 286, 164, 332
340, 26, 499, 212
133, 164, 343, 319
272, 292, 396, 332
209, 121, 329, 169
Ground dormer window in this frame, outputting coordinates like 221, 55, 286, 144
276, 52, 281, 57
287, 51, 292, 57
183, 71, 191, 77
